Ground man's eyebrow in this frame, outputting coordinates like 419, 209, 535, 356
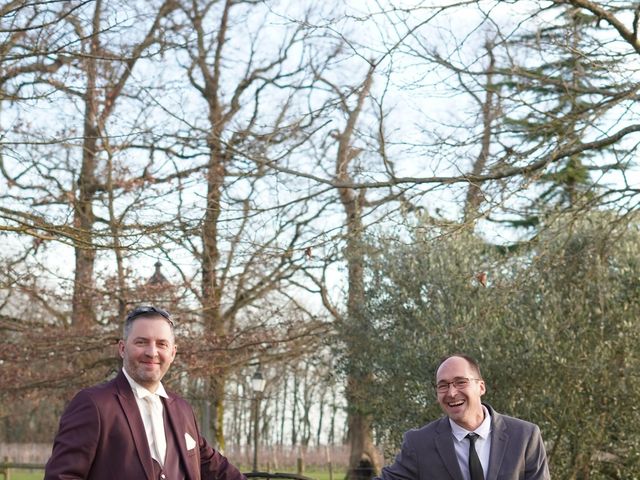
130, 335, 173, 342
436, 376, 467, 382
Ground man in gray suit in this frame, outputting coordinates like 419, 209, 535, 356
378, 354, 550, 480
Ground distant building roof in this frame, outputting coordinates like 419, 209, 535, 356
148, 260, 170, 285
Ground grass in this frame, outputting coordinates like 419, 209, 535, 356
2, 469, 44, 480
307, 469, 346, 480
3, 468, 345, 480
240, 467, 346, 480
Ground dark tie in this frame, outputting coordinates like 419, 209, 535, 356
466, 433, 484, 480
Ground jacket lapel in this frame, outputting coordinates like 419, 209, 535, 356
486, 404, 508, 480
434, 417, 465, 480
164, 394, 197, 480
115, 371, 155, 480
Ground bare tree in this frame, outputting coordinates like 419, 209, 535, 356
153, 0, 340, 448
329, 64, 384, 477
1, 0, 178, 325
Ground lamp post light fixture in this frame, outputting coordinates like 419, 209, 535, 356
251, 369, 266, 394
251, 367, 266, 472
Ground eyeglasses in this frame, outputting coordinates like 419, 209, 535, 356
435, 377, 482, 393
125, 305, 174, 327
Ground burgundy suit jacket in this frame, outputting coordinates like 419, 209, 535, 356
45, 370, 246, 480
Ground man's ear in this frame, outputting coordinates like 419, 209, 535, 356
118, 339, 125, 358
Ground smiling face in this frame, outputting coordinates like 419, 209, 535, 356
436, 356, 486, 431
119, 315, 177, 392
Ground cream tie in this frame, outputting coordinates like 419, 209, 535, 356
144, 395, 166, 466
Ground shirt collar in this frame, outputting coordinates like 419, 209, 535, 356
122, 367, 169, 400
450, 404, 492, 442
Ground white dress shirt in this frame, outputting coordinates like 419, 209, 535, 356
122, 368, 169, 465
450, 405, 492, 480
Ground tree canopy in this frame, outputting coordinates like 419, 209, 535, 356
356, 211, 640, 477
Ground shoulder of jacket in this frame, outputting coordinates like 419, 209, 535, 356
407, 415, 447, 436
491, 409, 539, 432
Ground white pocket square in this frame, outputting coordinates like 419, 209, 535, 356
185, 432, 197, 450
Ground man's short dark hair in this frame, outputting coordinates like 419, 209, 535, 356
436, 353, 483, 379
123, 305, 174, 339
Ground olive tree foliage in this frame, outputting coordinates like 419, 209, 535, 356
358, 212, 640, 479
349, 222, 502, 451
327, 4, 640, 475
491, 214, 640, 478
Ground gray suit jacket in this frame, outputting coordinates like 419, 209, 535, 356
378, 404, 550, 480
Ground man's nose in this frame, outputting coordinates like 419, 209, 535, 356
445, 383, 459, 394
144, 344, 158, 357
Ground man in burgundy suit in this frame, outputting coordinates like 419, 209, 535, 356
45, 305, 246, 480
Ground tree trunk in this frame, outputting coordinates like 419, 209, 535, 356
71, 0, 102, 328
464, 44, 496, 222
334, 65, 382, 478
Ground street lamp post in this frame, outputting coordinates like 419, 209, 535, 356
251, 367, 266, 472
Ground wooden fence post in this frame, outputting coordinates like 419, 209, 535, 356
1, 456, 9, 480
296, 446, 304, 475
326, 446, 333, 480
